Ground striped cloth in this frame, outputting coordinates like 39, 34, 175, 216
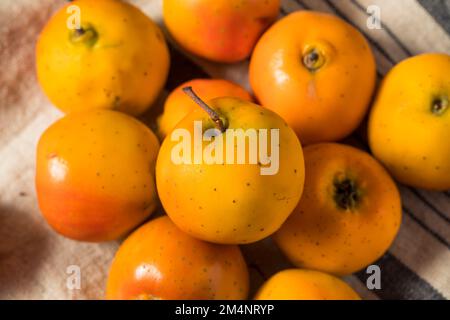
0, 0, 448, 300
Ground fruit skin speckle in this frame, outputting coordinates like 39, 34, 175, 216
156, 97, 305, 244
35, 110, 160, 242
36, 0, 170, 116
368, 53, 450, 190
106, 216, 249, 300
273, 143, 401, 275
250, 11, 376, 144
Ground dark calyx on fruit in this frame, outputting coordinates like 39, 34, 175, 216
333, 177, 361, 211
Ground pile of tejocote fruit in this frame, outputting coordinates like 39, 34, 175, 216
34, 0, 449, 300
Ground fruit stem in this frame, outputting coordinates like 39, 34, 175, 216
182, 86, 226, 132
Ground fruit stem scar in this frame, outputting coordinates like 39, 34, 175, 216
333, 177, 361, 211
74, 28, 83, 37
302, 48, 325, 72
182, 86, 227, 132
70, 25, 98, 47
431, 96, 448, 116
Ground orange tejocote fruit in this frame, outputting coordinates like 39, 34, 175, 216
255, 269, 360, 300
273, 143, 401, 275
36, 0, 170, 115
157, 79, 253, 138
36, 110, 160, 242
156, 89, 305, 244
249, 11, 376, 145
163, 0, 280, 63
106, 216, 249, 300
369, 53, 450, 190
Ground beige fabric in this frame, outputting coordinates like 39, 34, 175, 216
0, 0, 449, 300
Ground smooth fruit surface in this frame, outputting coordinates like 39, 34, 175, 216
36, 0, 169, 115
255, 269, 360, 300
249, 11, 376, 144
369, 53, 450, 190
157, 79, 253, 138
273, 143, 401, 275
36, 110, 159, 241
156, 97, 305, 244
106, 216, 249, 300
163, 0, 280, 63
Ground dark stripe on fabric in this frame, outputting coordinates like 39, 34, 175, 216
279, 0, 448, 300
319, 0, 397, 64
409, 189, 450, 223
350, 0, 413, 56
352, 134, 450, 226
417, 0, 450, 35
403, 206, 450, 248
166, 2, 449, 300
283, 1, 385, 77
294, 0, 396, 80
281, 0, 450, 249
355, 253, 446, 300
